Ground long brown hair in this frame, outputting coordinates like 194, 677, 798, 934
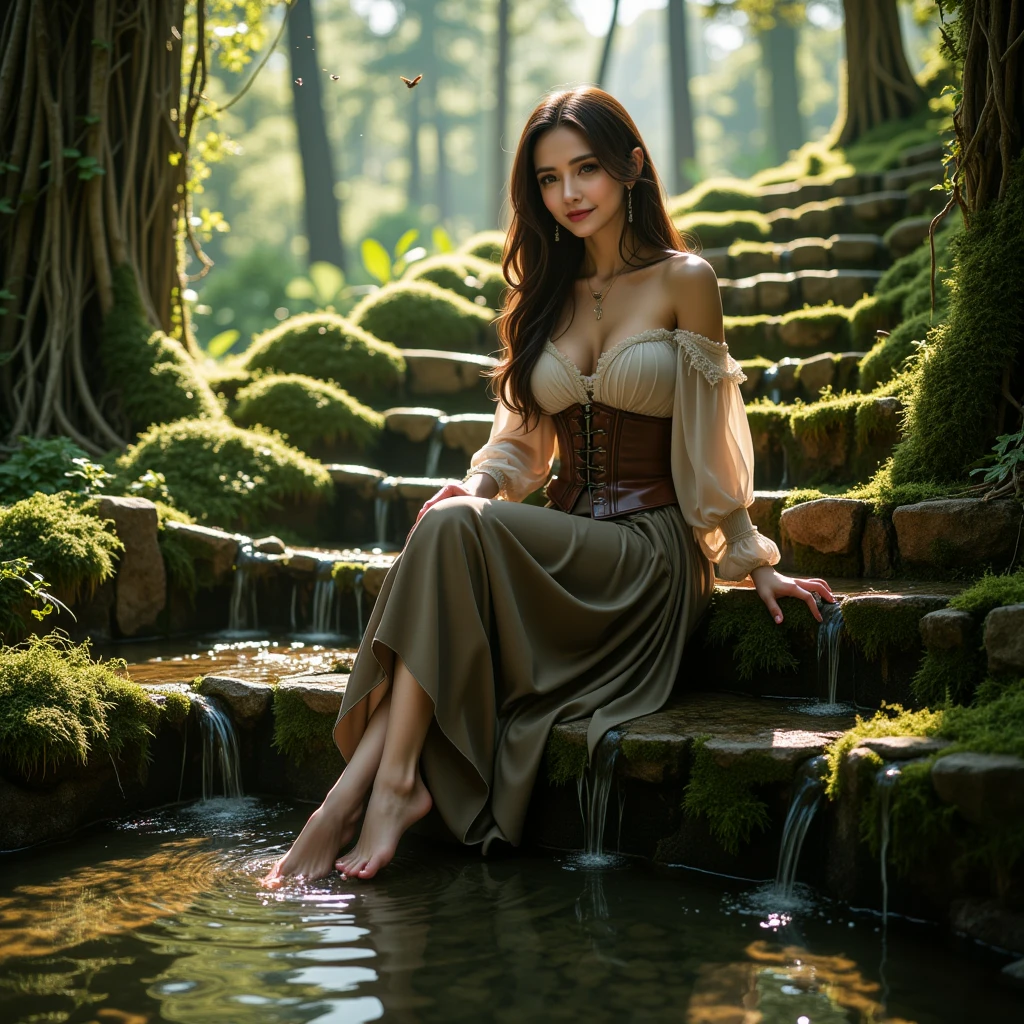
493, 86, 685, 426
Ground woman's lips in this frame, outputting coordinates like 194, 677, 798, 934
567, 209, 593, 222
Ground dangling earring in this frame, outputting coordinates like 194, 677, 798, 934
554, 221, 560, 242
628, 187, 634, 224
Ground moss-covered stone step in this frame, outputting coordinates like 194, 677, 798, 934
704, 233, 889, 280
757, 172, 880, 212
379, 406, 494, 478
719, 268, 883, 316
400, 349, 497, 414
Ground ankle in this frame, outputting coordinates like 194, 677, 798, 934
374, 765, 420, 797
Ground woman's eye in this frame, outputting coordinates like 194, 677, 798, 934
579, 163, 598, 174
539, 174, 556, 186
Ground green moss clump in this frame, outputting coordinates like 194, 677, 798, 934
948, 568, 1024, 618
705, 586, 818, 680
891, 160, 1024, 485
330, 560, 365, 592
667, 177, 761, 218
544, 727, 589, 785
350, 280, 496, 353
163, 689, 192, 726
404, 253, 507, 309
272, 685, 343, 769
943, 679, 1024, 758
102, 264, 223, 430
745, 398, 793, 443
844, 460, 957, 516
152, 501, 198, 597
0, 633, 160, 777
231, 374, 383, 456
913, 643, 986, 707
114, 418, 332, 530
458, 229, 505, 264
858, 312, 934, 392
841, 596, 929, 662
683, 739, 793, 855
243, 313, 406, 402
673, 210, 771, 250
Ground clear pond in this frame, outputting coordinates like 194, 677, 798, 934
1, 799, 1020, 1024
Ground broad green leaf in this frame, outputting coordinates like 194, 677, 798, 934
361, 237, 392, 284
285, 276, 316, 300
393, 228, 419, 259
207, 329, 240, 358
309, 260, 345, 304
432, 226, 453, 253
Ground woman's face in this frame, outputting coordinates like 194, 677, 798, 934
533, 126, 634, 241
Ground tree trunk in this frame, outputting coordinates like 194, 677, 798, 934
407, 86, 422, 207
287, 0, 345, 270
0, 0, 194, 449
834, 0, 925, 146
493, 0, 510, 225
595, 0, 620, 88
762, 18, 804, 163
667, 0, 696, 193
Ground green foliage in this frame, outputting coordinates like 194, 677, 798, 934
842, 597, 928, 662
114, 418, 332, 529
844, 460, 957, 516
969, 427, 1024, 492
949, 568, 1024, 618
891, 161, 1024, 485
912, 643, 985, 707
683, 739, 793, 855
152, 501, 198, 597
162, 689, 192, 726
272, 684, 342, 768
0, 633, 159, 777
943, 679, 1024, 759
242, 312, 406, 401
0, 493, 121, 639
231, 374, 383, 455
858, 311, 935, 392
349, 280, 496, 353
403, 253, 507, 309
103, 264, 224, 431
0, 436, 112, 504
330, 560, 366, 592
673, 210, 771, 250
667, 177, 761, 218
458, 230, 505, 264
705, 586, 817, 680
544, 728, 589, 785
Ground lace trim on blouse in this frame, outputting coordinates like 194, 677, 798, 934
463, 465, 510, 499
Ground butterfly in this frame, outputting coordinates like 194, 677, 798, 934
330, 74, 340, 81
400, 74, 423, 89
294, 77, 302, 86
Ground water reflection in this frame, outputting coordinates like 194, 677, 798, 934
0, 801, 1020, 1023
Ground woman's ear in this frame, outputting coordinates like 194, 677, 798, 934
630, 146, 643, 181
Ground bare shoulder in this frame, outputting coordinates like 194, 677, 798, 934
660, 252, 724, 342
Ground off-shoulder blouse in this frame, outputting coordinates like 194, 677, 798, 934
464, 327, 781, 581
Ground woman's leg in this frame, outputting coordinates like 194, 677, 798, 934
336, 653, 435, 880
263, 689, 393, 885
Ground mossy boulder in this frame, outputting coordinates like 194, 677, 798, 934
349, 280, 497, 354
242, 313, 405, 402
667, 177, 762, 217
230, 374, 383, 460
102, 265, 223, 431
674, 210, 771, 250
403, 253, 507, 309
458, 229, 505, 264
114, 418, 332, 530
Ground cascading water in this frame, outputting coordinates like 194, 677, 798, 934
309, 573, 339, 636
877, 763, 902, 927
817, 600, 845, 706
190, 693, 243, 800
574, 730, 622, 864
424, 421, 446, 478
354, 571, 365, 638
374, 495, 390, 547
227, 543, 258, 633
773, 755, 827, 898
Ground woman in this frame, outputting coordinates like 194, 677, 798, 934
265, 87, 834, 885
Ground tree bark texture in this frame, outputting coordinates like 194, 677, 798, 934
763, 18, 804, 162
667, 0, 696, 193
287, 0, 345, 270
596, 0, 621, 88
835, 0, 926, 145
493, 0, 510, 225
0, 0, 198, 450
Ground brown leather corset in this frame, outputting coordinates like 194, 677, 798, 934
545, 400, 677, 520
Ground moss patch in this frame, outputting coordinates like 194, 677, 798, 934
0, 633, 161, 778
102, 264, 223, 431
949, 568, 1024, 618
243, 313, 405, 403
153, 501, 198, 597
330, 560, 366, 593
841, 597, 927, 662
544, 727, 589, 785
231, 374, 383, 456
114, 419, 332, 530
403, 253, 507, 309
272, 685, 343, 772
458, 230, 505, 264
667, 178, 761, 218
674, 210, 771, 250
913, 643, 986, 707
350, 280, 496, 353
683, 739, 793, 855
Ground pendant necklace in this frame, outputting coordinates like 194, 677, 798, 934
588, 264, 625, 321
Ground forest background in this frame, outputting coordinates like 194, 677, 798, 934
193, 0, 940, 352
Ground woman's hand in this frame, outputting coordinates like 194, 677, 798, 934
413, 483, 471, 527
749, 564, 835, 625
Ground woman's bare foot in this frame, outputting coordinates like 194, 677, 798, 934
262, 802, 363, 887
336, 773, 432, 880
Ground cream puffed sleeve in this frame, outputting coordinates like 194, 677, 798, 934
463, 396, 557, 502
670, 330, 781, 581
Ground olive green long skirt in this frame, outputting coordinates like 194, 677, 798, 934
333, 493, 714, 851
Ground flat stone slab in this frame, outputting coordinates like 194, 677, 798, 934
952, 899, 1024, 957
442, 413, 494, 455
931, 752, 1024, 826
163, 520, 242, 583
326, 464, 387, 500
919, 608, 974, 650
548, 693, 853, 784
401, 349, 497, 395
199, 675, 273, 725
893, 498, 1022, 569
859, 735, 951, 759
781, 497, 869, 556
384, 407, 443, 443
277, 674, 349, 715
984, 604, 1024, 674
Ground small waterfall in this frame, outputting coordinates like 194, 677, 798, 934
424, 421, 445, 477
773, 756, 827, 898
289, 583, 298, 633
227, 543, 259, 632
762, 363, 780, 404
574, 730, 622, 863
190, 693, 243, 800
877, 764, 901, 927
817, 600, 845, 705
374, 495, 390, 547
309, 574, 339, 635
354, 571, 365, 638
